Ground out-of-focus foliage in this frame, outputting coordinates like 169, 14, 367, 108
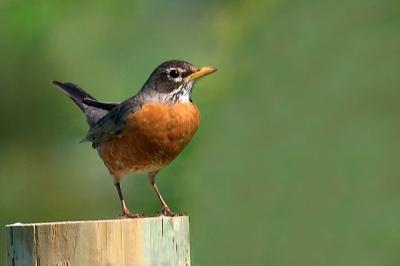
1, 0, 400, 265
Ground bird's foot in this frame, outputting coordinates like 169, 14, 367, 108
119, 207, 143, 219
119, 212, 143, 219
160, 207, 177, 217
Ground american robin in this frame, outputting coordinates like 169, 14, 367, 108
53, 60, 216, 217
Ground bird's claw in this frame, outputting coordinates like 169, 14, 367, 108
161, 207, 177, 217
119, 212, 143, 219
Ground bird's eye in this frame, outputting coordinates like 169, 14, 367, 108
169, 69, 179, 78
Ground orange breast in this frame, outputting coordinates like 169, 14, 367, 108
98, 102, 200, 178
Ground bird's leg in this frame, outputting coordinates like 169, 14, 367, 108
114, 180, 140, 218
147, 171, 175, 216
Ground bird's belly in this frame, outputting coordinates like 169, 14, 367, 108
98, 102, 200, 178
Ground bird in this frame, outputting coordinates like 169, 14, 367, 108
53, 60, 217, 218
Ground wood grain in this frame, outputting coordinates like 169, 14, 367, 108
6, 216, 190, 266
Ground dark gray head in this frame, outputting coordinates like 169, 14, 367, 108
138, 60, 217, 103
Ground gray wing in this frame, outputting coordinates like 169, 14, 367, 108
82, 100, 142, 148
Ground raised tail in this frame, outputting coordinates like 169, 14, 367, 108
52, 81, 115, 127
52, 81, 96, 111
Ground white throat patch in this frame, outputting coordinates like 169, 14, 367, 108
164, 80, 194, 103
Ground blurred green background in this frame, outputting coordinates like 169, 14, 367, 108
1, 0, 400, 265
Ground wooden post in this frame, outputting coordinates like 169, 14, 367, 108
5, 216, 190, 266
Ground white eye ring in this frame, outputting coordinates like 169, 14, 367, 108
169, 69, 179, 78
167, 68, 185, 83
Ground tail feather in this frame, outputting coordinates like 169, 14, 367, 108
52, 80, 109, 127
52, 81, 96, 111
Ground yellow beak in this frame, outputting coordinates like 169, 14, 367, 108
187, 66, 217, 81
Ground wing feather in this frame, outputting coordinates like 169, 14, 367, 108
82, 100, 142, 148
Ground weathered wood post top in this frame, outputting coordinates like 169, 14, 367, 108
6, 216, 190, 266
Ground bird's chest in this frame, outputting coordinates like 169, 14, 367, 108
125, 102, 201, 152
99, 102, 200, 176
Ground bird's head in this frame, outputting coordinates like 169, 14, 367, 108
140, 60, 217, 103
